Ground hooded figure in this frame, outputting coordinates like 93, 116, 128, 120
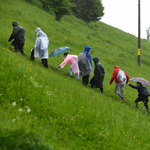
83, 46, 93, 68
90, 57, 105, 93
128, 82, 149, 112
34, 28, 49, 68
110, 66, 129, 101
8, 21, 25, 56
58, 52, 79, 79
81, 46, 93, 86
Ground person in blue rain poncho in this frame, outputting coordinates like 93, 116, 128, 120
82, 46, 93, 86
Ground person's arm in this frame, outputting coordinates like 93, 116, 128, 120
8, 29, 15, 42
110, 70, 117, 85
128, 83, 139, 89
59, 58, 68, 68
35, 38, 41, 50
124, 72, 129, 83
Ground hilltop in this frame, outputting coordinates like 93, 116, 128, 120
1, 0, 150, 149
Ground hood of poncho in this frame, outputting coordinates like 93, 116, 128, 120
12, 21, 18, 27
83, 46, 91, 54
93, 57, 99, 64
114, 66, 120, 70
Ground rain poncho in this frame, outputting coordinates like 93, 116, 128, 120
78, 46, 93, 77
83, 46, 93, 68
59, 54, 79, 74
8, 21, 25, 45
110, 66, 129, 84
90, 57, 105, 88
34, 31, 49, 59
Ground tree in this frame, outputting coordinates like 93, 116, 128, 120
70, 0, 104, 24
46, 0, 73, 21
39, 0, 50, 10
146, 26, 150, 42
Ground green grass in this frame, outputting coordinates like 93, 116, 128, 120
1, 0, 150, 149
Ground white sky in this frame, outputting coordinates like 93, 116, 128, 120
101, 0, 150, 39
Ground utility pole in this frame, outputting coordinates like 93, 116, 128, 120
138, 0, 141, 66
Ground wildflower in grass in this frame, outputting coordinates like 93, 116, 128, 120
20, 98, 23, 101
138, 142, 140, 144
64, 93, 66, 94
18, 64, 19, 67
12, 102, 17, 106
17, 59, 19, 61
134, 136, 136, 139
82, 106, 83, 108
12, 119, 16, 122
27, 108, 31, 113
18, 108, 23, 112
41, 119, 43, 120
17, 76, 18, 78
25, 106, 31, 113
46, 91, 53, 96
79, 109, 81, 111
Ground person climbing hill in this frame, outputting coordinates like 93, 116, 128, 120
110, 66, 129, 101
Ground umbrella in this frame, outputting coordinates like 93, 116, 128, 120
130, 77, 150, 86
49, 46, 70, 58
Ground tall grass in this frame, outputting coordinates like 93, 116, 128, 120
1, 0, 150, 149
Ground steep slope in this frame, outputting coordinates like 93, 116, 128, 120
1, 0, 150, 149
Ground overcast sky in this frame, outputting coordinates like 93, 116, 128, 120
101, 0, 150, 39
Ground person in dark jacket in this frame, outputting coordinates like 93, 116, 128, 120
90, 57, 105, 93
82, 46, 93, 86
8, 21, 25, 56
128, 82, 149, 112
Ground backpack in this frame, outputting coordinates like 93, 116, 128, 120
143, 86, 150, 97
117, 70, 126, 83
78, 53, 93, 77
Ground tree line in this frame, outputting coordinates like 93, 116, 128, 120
27, 0, 104, 23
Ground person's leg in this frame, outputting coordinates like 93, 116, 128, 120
11, 40, 18, 52
69, 67, 73, 77
115, 83, 123, 98
43, 59, 48, 68
100, 88, 103, 93
120, 83, 125, 98
135, 97, 140, 109
82, 76, 89, 86
144, 101, 149, 112
18, 43, 25, 56
75, 73, 79, 80
84, 75, 89, 86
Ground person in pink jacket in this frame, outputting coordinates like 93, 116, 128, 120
57, 52, 79, 79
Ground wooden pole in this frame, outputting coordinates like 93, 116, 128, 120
138, 0, 141, 66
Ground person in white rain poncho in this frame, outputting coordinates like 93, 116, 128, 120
34, 27, 49, 68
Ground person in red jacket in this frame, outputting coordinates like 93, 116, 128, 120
110, 66, 129, 101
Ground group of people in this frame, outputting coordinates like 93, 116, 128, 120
8, 21, 149, 112
57, 46, 105, 93
8, 21, 49, 68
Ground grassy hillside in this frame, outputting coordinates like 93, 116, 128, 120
1, 0, 150, 149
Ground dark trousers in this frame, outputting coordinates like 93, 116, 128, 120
82, 75, 89, 86
41, 59, 48, 68
11, 40, 25, 56
30, 48, 34, 61
135, 95, 149, 112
